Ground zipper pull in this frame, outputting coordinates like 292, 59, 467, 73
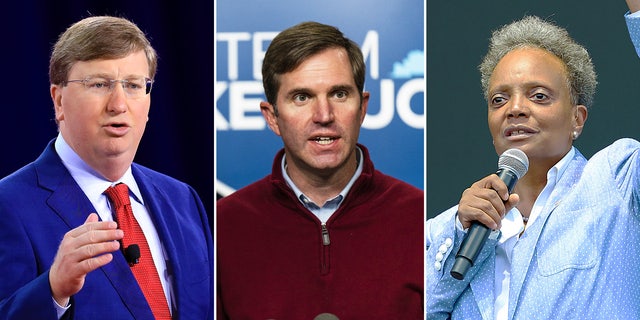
321, 223, 331, 245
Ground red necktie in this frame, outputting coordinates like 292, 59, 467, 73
105, 183, 171, 319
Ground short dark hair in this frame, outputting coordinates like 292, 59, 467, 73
261, 21, 365, 107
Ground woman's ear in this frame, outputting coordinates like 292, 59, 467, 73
572, 104, 588, 140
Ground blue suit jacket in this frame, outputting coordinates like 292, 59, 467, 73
0, 140, 213, 319
427, 139, 640, 319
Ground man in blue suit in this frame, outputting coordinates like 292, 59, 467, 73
0, 16, 212, 319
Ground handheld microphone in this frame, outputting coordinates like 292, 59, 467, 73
124, 244, 141, 265
450, 148, 529, 280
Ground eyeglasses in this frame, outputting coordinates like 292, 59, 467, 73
65, 77, 154, 98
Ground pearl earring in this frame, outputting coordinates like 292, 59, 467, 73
572, 131, 579, 140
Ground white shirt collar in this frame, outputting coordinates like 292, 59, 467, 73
499, 146, 576, 243
54, 133, 144, 206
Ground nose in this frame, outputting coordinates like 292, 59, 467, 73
106, 83, 128, 114
506, 94, 529, 119
312, 97, 335, 124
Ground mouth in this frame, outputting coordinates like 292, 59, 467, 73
504, 126, 537, 138
104, 122, 130, 136
507, 129, 528, 137
310, 136, 338, 145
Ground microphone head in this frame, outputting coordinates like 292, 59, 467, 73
125, 244, 141, 264
498, 148, 529, 179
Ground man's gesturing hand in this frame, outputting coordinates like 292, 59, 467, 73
49, 213, 123, 306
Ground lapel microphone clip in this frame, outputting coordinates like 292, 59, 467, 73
124, 244, 141, 266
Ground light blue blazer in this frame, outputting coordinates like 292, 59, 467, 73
427, 138, 640, 319
626, 12, 640, 58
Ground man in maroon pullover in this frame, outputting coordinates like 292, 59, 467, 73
216, 21, 424, 319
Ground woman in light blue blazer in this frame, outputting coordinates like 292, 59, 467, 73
427, 15, 640, 319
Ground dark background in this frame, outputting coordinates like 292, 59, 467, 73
427, 1, 640, 218
0, 3, 213, 225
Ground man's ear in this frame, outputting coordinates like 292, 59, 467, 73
359, 91, 370, 125
260, 101, 281, 136
51, 84, 64, 122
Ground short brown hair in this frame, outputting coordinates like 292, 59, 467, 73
49, 16, 158, 85
261, 21, 365, 106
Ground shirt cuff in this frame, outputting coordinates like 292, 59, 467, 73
52, 296, 71, 319
455, 214, 468, 233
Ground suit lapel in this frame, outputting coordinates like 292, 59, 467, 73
45, 174, 94, 230
36, 141, 89, 230
507, 152, 587, 319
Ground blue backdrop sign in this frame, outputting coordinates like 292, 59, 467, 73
215, 0, 425, 195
